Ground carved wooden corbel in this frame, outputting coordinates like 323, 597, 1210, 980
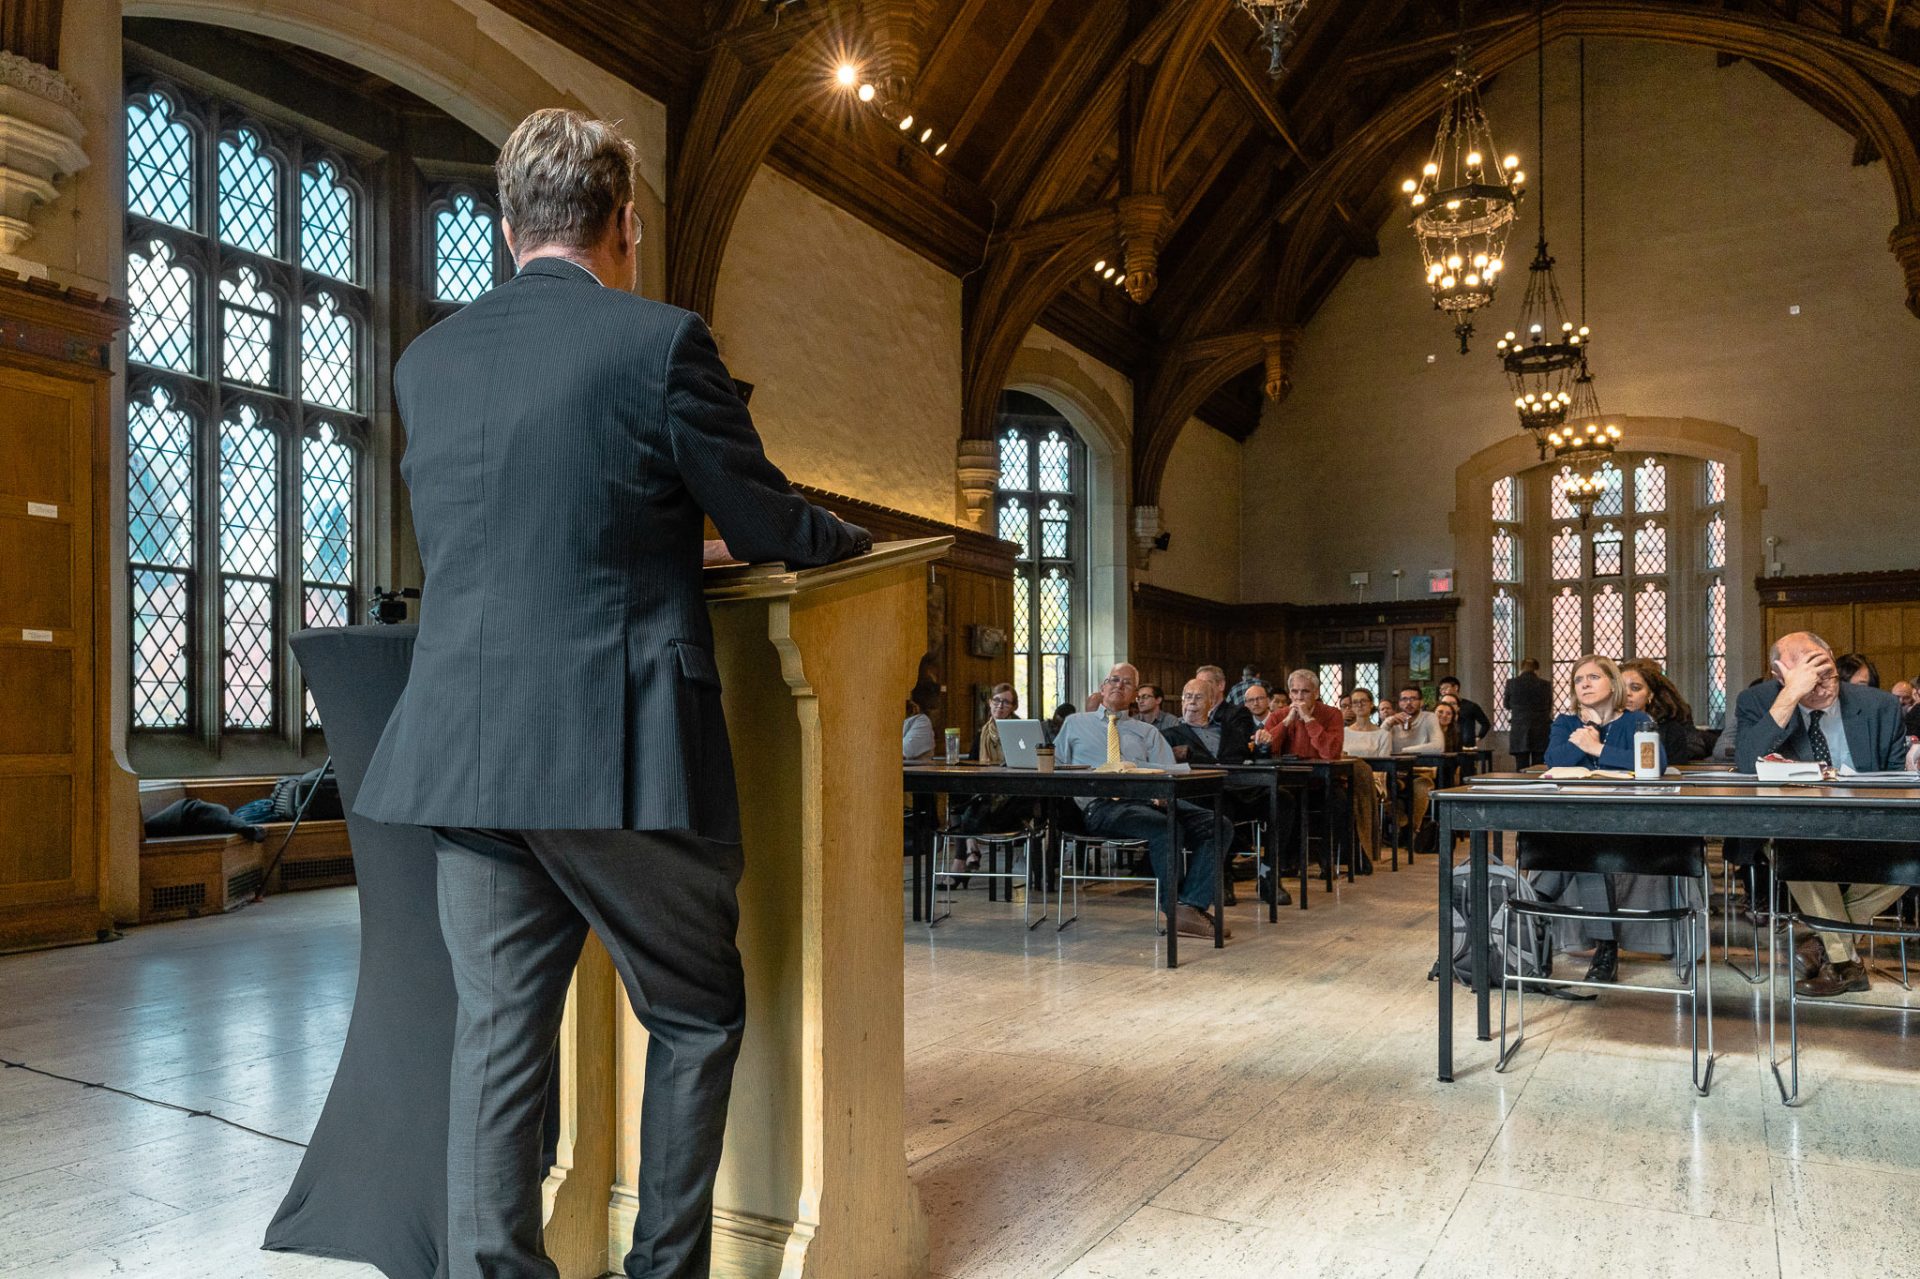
1117, 192, 1169, 303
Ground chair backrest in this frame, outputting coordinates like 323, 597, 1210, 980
1767, 839, 1920, 890
1515, 833, 1707, 880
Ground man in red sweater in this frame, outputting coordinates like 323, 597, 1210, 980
1255, 669, 1346, 760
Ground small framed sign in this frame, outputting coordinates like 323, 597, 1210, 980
1428, 568, 1453, 594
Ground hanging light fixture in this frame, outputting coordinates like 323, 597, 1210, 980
1496, 0, 1586, 445
1564, 470, 1603, 529
1546, 38, 1622, 466
1237, 1, 1312, 78
1402, 4, 1523, 355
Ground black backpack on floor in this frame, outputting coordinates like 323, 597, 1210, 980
1445, 862, 1552, 988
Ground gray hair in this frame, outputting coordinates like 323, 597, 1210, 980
1769, 631, 1832, 667
496, 108, 637, 250
1286, 668, 1317, 690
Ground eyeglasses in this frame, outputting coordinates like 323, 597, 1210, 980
989, 697, 1016, 708
1101, 677, 1136, 689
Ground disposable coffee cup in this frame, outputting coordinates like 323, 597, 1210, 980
1034, 745, 1056, 774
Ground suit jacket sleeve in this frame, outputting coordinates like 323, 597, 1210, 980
1464, 700, 1491, 743
1735, 682, 1794, 772
1161, 723, 1216, 765
665, 314, 869, 568
1216, 706, 1256, 764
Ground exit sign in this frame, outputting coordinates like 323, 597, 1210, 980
1428, 569, 1454, 594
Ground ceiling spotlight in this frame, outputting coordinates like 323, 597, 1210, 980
920, 127, 933, 143
835, 63, 857, 88
934, 142, 948, 156
1094, 260, 1107, 272
857, 82, 875, 102
898, 114, 913, 131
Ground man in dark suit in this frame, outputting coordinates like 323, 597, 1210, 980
354, 109, 869, 1279
1503, 657, 1553, 768
1436, 676, 1491, 748
1736, 631, 1912, 997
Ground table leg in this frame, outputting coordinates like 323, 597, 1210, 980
1268, 781, 1282, 922
911, 795, 935, 922
1297, 787, 1311, 908
1165, 795, 1180, 969
1471, 828, 1491, 1041
1389, 764, 1400, 873
1213, 790, 1226, 949
1438, 807, 1455, 1082
1333, 772, 1353, 883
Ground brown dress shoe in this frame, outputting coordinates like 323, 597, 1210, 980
1169, 904, 1230, 939
1797, 959, 1872, 998
1794, 934, 1829, 981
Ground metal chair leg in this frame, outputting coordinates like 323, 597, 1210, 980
1768, 860, 1801, 1106
1497, 907, 1528, 1073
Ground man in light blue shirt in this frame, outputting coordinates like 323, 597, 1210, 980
1055, 662, 1228, 940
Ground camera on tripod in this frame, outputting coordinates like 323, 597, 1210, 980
369, 586, 420, 625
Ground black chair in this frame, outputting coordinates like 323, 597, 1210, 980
1500, 834, 1715, 1094
1766, 841, 1920, 1106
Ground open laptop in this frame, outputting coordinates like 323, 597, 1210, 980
996, 719, 1048, 769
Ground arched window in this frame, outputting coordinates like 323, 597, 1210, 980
125, 76, 369, 740
995, 392, 1086, 719
1490, 453, 1721, 721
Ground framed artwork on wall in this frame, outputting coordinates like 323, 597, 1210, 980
1410, 634, 1433, 683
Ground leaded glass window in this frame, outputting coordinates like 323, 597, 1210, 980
1491, 528, 1516, 582
1706, 511, 1726, 571
1634, 457, 1666, 513
1319, 665, 1343, 705
1551, 588, 1583, 712
1551, 528, 1581, 580
125, 73, 369, 742
1593, 524, 1623, 577
1706, 460, 1727, 505
1593, 462, 1624, 517
434, 193, 496, 302
1635, 523, 1666, 576
1702, 459, 1730, 722
1636, 582, 1668, 662
1355, 662, 1382, 703
1707, 577, 1728, 722
1592, 585, 1624, 659
1491, 589, 1516, 730
995, 394, 1085, 720
1491, 476, 1514, 523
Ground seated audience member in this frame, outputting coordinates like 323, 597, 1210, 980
1532, 654, 1668, 992
946, 683, 1034, 880
1436, 676, 1491, 748
1241, 681, 1275, 750
1339, 691, 1355, 726
1083, 690, 1105, 712
1385, 685, 1446, 754
1737, 632, 1913, 996
1045, 702, 1077, 743
1897, 676, 1920, 738
1343, 688, 1392, 755
1504, 656, 1555, 768
1208, 681, 1298, 904
1227, 664, 1264, 705
1163, 678, 1254, 765
1434, 700, 1463, 753
1256, 669, 1345, 760
903, 683, 938, 762
1054, 663, 1229, 939
1133, 684, 1182, 732
1836, 652, 1880, 688
1621, 659, 1702, 765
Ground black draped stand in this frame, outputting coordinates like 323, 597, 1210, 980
262, 626, 452, 1279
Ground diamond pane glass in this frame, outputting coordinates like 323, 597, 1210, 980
1593, 586, 1624, 659
1038, 431, 1071, 492
1319, 665, 1342, 705
300, 161, 356, 281
132, 568, 191, 729
1039, 569, 1070, 655
1593, 524, 1623, 577
1039, 500, 1069, 559
128, 241, 196, 372
1491, 475, 1514, 522
223, 576, 275, 728
1491, 528, 1515, 582
1013, 574, 1030, 654
128, 387, 194, 569
302, 586, 350, 727
303, 427, 354, 583
1550, 468, 1574, 520
1635, 522, 1667, 576
301, 292, 356, 410
1707, 577, 1728, 721
219, 408, 278, 577
1042, 657, 1066, 721
1634, 457, 1666, 513
220, 269, 278, 388
127, 93, 194, 229
1594, 463, 1624, 517
1491, 590, 1516, 730
1636, 582, 1668, 661
999, 499, 1029, 559
217, 128, 277, 256
1013, 654, 1030, 713
1355, 662, 1381, 702
1706, 510, 1726, 570
998, 430, 1028, 491
435, 194, 496, 302
1707, 460, 1727, 504
1552, 589, 1582, 713
1551, 527, 1581, 580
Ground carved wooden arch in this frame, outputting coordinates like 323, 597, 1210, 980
1133, 332, 1270, 504
1275, 1, 1920, 323
1130, 0, 1233, 194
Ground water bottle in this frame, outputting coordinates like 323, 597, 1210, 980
1633, 727, 1661, 779
944, 727, 961, 766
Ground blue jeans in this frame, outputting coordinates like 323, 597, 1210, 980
1082, 798, 1223, 912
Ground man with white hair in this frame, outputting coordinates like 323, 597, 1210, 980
1255, 669, 1345, 761
1736, 631, 1914, 996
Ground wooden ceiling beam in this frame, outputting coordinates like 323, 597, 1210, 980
945, 0, 1059, 153
919, 0, 998, 88
1340, 13, 1531, 79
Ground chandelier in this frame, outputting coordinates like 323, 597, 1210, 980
1402, 44, 1523, 354
1564, 470, 1603, 528
1237, 1, 1311, 78
1544, 360, 1620, 461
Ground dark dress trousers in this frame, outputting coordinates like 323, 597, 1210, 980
354, 257, 867, 1279
1503, 670, 1554, 765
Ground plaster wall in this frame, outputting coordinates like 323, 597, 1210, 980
1140, 418, 1243, 603
712, 166, 962, 525
1243, 40, 1920, 605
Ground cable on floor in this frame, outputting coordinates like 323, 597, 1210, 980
1, 1055, 309, 1148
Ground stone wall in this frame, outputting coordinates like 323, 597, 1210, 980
1139, 418, 1243, 604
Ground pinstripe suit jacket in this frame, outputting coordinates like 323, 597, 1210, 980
353, 257, 868, 840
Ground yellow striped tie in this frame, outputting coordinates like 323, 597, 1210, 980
1105, 713, 1123, 767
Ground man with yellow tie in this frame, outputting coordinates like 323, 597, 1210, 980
1053, 663, 1229, 940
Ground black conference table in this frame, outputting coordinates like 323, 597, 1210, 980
904, 763, 1229, 967
1432, 774, 1920, 1082
1227, 758, 1362, 903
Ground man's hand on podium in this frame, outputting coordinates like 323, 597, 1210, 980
702, 539, 737, 566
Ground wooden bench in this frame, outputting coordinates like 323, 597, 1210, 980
138, 777, 355, 923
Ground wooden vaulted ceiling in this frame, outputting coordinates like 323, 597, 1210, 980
484, 0, 1920, 504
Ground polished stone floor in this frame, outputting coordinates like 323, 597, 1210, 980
3, 858, 1918, 1278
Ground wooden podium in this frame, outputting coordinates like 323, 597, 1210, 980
541, 537, 945, 1279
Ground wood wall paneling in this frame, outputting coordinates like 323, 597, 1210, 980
1758, 569, 1920, 685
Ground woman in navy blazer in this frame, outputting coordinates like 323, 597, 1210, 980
1533, 655, 1667, 995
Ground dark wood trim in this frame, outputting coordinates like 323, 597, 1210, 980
0, 272, 125, 371
791, 485, 1016, 579
1754, 568, 1920, 606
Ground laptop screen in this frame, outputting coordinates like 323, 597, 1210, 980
997, 720, 1045, 768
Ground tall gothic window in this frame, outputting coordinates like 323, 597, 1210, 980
1491, 453, 1720, 721
125, 76, 369, 738
426, 186, 510, 319
995, 394, 1085, 719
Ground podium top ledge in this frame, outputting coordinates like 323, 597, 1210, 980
703, 536, 952, 603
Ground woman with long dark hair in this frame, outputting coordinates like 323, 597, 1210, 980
1620, 659, 1701, 766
